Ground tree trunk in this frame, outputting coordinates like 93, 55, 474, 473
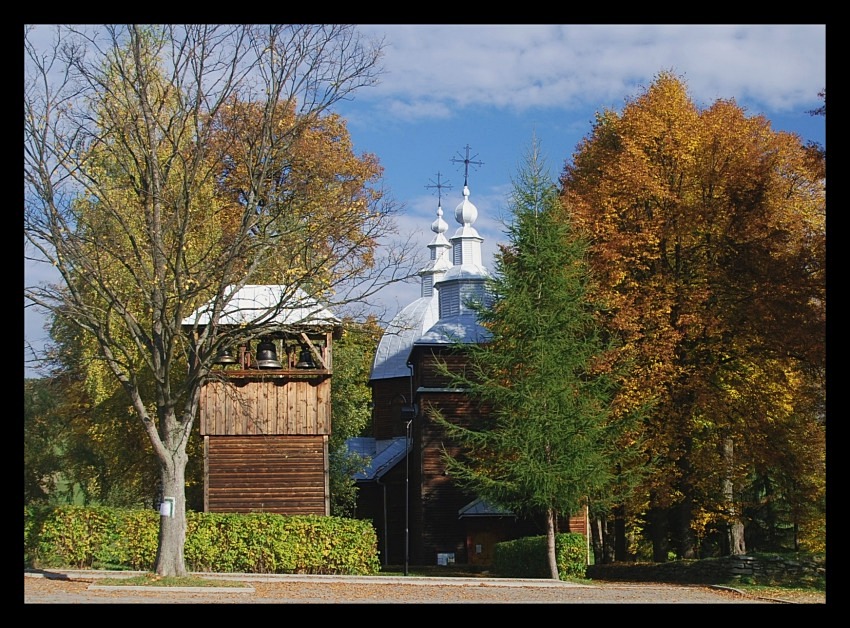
546, 508, 559, 580
590, 515, 605, 565
602, 516, 615, 564
647, 496, 670, 562
154, 447, 189, 577
723, 437, 746, 555
671, 437, 697, 559
729, 521, 746, 556
672, 498, 697, 559
613, 504, 627, 561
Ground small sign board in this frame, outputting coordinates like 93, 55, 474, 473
437, 552, 455, 566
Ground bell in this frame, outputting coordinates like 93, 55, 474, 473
255, 340, 282, 369
213, 347, 237, 365
295, 346, 316, 369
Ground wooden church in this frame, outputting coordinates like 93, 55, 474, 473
183, 285, 342, 516
352, 149, 589, 568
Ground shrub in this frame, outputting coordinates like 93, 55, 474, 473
27, 505, 118, 568
493, 533, 587, 580
25, 505, 381, 575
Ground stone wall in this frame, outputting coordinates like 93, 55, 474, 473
586, 554, 825, 585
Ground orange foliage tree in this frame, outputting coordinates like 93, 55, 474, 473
206, 99, 388, 294
560, 71, 825, 560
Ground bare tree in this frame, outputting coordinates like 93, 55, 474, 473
24, 24, 419, 576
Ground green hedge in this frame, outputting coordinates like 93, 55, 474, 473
24, 505, 381, 575
493, 533, 588, 580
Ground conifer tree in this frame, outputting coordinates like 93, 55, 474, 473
432, 138, 639, 579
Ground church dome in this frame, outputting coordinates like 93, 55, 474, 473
370, 147, 492, 377
454, 184, 478, 227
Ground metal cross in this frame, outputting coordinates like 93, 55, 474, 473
425, 172, 453, 206
450, 144, 484, 187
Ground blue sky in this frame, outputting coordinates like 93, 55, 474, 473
24, 24, 826, 378
333, 24, 826, 309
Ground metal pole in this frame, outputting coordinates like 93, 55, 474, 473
404, 363, 415, 577
404, 418, 411, 576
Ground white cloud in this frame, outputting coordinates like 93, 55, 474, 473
357, 24, 826, 118
24, 24, 826, 378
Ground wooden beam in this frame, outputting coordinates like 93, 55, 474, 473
203, 435, 210, 513
299, 332, 327, 369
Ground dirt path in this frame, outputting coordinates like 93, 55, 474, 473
24, 573, 801, 604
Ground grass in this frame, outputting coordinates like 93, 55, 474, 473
729, 576, 826, 601
737, 582, 822, 594
98, 574, 250, 588
731, 582, 826, 603
378, 564, 825, 600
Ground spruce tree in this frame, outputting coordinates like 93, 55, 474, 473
432, 138, 633, 579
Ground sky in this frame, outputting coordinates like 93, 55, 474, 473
24, 24, 827, 379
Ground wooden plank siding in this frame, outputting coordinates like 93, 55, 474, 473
354, 463, 408, 566
566, 506, 589, 537
199, 377, 331, 436
370, 377, 416, 439
204, 435, 329, 515
418, 352, 469, 389
415, 391, 482, 564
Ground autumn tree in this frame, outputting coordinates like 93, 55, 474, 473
37, 313, 205, 510
328, 317, 383, 516
432, 139, 639, 579
35, 85, 394, 513
24, 378, 68, 505
560, 71, 825, 560
24, 25, 419, 577
804, 88, 826, 179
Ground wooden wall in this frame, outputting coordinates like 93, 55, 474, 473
416, 390, 480, 564
354, 463, 407, 566
418, 351, 468, 388
199, 377, 331, 436
204, 435, 329, 515
464, 518, 524, 566
565, 506, 589, 537
370, 376, 415, 439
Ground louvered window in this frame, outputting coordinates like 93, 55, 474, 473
441, 285, 460, 317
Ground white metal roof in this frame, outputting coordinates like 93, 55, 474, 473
181, 285, 340, 328
347, 437, 409, 481
370, 180, 493, 379
370, 295, 439, 380
414, 312, 492, 346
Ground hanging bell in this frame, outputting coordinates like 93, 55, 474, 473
295, 346, 316, 369
213, 347, 238, 365
255, 339, 282, 369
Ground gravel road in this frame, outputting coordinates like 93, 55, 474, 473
24, 571, 802, 604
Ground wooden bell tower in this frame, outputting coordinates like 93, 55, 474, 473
185, 285, 342, 516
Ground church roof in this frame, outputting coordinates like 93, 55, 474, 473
413, 312, 491, 346
370, 147, 492, 379
347, 437, 409, 481
458, 497, 516, 518
370, 296, 439, 379
181, 285, 340, 329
